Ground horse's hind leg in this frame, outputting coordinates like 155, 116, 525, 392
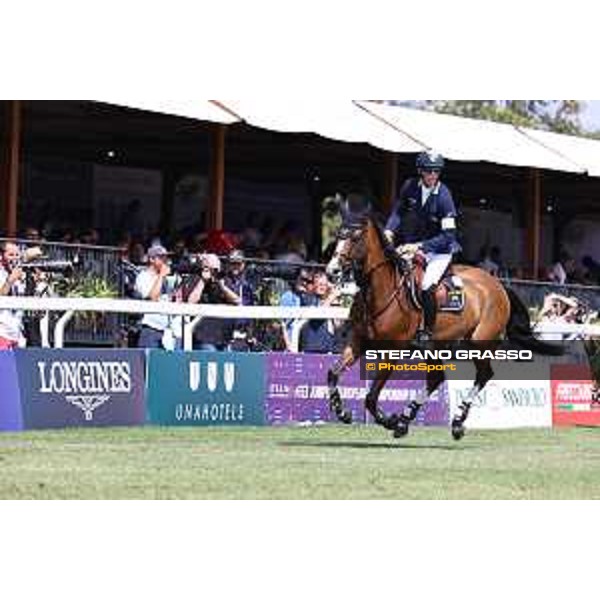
451, 358, 493, 441
394, 364, 446, 438
328, 344, 357, 424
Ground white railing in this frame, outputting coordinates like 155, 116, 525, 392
1, 296, 599, 351
0, 296, 349, 351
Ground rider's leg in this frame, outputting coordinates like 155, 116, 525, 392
417, 254, 452, 341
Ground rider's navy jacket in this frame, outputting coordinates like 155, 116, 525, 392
385, 178, 462, 255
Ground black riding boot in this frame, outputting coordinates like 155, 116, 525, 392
416, 288, 437, 342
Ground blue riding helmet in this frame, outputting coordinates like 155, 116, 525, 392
416, 151, 445, 171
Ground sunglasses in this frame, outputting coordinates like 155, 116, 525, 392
421, 169, 441, 175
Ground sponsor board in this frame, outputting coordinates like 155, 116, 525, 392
366, 377, 450, 426
0, 352, 23, 431
446, 359, 552, 429
146, 351, 265, 426
15, 349, 146, 429
551, 364, 600, 427
447, 377, 552, 429
265, 354, 366, 425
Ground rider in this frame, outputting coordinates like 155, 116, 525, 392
384, 150, 461, 341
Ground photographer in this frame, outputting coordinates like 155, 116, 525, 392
134, 244, 184, 350
184, 253, 241, 351
223, 250, 256, 351
0, 241, 26, 349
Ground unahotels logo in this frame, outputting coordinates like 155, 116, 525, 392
189, 361, 236, 393
178, 361, 242, 423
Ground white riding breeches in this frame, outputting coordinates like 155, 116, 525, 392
422, 253, 452, 290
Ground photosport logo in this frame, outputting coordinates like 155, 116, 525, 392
36, 360, 132, 421
188, 361, 236, 393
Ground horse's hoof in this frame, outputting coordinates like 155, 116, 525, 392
393, 421, 410, 438
451, 421, 465, 441
382, 413, 400, 431
339, 411, 353, 425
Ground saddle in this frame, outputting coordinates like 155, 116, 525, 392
406, 253, 465, 313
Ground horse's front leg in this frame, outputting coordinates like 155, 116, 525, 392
365, 368, 397, 432
393, 363, 446, 438
328, 344, 357, 424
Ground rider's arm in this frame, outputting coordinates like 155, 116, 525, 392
384, 203, 401, 236
420, 187, 459, 254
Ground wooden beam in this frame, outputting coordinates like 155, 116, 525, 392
159, 169, 178, 239
207, 124, 226, 230
1, 101, 22, 236
525, 168, 542, 279
381, 151, 398, 213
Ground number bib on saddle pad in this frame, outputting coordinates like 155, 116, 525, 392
436, 275, 465, 312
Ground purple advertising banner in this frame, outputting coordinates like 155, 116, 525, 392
365, 377, 450, 426
266, 354, 366, 425
266, 353, 449, 426
0, 352, 23, 431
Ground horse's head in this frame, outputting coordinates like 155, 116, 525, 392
325, 218, 366, 283
326, 196, 399, 285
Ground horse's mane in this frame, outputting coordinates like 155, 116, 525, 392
367, 211, 390, 251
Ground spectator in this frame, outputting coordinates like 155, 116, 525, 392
279, 268, 315, 351
171, 237, 190, 271
547, 251, 573, 285
536, 293, 582, 341
185, 253, 241, 351
24, 227, 42, 243
129, 242, 147, 265
298, 271, 344, 354
0, 241, 26, 349
134, 244, 182, 350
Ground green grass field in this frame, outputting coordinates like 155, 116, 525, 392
1, 425, 599, 499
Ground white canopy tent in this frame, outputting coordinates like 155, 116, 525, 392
517, 126, 600, 177
218, 99, 425, 154
95, 99, 241, 124
355, 101, 585, 174
93, 99, 600, 177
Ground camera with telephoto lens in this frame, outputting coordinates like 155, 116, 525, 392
244, 261, 303, 284
13, 259, 74, 274
173, 255, 223, 280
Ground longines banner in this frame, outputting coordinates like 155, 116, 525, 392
0, 352, 23, 431
15, 349, 147, 429
146, 351, 266, 426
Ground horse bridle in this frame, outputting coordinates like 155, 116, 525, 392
335, 221, 409, 329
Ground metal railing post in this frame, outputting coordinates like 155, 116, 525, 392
54, 310, 75, 348
184, 315, 204, 351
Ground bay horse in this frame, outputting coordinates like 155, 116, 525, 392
325, 207, 560, 440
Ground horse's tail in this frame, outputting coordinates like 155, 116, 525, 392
504, 287, 564, 355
